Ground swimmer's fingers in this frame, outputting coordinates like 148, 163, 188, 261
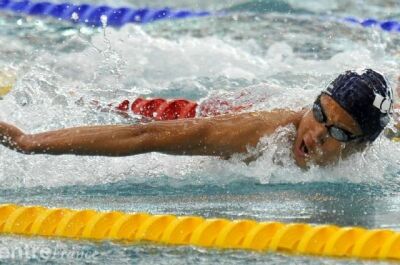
0, 122, 25, 151
0, 121, 21, 136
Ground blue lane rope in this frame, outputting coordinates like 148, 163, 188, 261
343, 17, 400, 32
0, 0, 399, 34
0, 0, 211, 27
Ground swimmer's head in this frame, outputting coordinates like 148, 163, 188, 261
294, 69, 393, 168
325, 69, 393, 141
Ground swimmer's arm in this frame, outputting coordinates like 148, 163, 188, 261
0, 111, 299, 157
0, 117, 260, 156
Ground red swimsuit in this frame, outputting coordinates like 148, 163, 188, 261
115, 97, 251, 121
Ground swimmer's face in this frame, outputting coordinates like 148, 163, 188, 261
294, 95, 364, 168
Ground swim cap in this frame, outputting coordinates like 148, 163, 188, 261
324, 69, 393, 142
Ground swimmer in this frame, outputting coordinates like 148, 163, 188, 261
0, 69, 394, 168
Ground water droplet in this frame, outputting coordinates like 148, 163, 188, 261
71, 12, 79, 21
100, 15, 108, 28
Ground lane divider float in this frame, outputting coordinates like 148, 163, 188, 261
0, 0, 211, 27
0, 70, 15, 98
0, 204, 399, 260
343, 17, 400, 33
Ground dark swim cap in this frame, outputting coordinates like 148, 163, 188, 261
323, 69, 393, 142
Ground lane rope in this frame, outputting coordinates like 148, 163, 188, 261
0, 0, 399, 34
343, 17, 400, 33
0, 70, 15, 98
0, 0, 211, 27
0, 204, 399, 260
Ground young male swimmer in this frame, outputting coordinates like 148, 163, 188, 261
0, 69, 394, 168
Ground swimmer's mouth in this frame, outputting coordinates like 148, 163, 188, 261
299, 140, 309, 156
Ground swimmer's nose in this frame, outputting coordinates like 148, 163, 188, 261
311, 124, 328, 146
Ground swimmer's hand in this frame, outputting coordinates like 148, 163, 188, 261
0, 122, 26, 152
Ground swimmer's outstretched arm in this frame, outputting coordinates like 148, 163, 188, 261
0, 111, 302, 157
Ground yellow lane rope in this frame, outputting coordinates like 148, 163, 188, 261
0, 70, 15, 97
0, 204, 399, 260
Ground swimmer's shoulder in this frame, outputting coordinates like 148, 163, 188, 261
250, 109, 305, 126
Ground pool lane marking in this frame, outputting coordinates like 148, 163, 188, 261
0, 204, 399, 260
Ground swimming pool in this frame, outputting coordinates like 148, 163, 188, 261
0, 0, 400, 263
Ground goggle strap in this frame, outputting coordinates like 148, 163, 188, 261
322, 90, 332, 96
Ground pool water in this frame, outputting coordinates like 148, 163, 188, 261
0, 0, 400, 264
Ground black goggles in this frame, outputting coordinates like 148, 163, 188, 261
312, 94, 361, 142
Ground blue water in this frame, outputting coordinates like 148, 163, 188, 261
0, 0, 400, 264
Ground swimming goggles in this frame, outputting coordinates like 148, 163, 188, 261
312, 94, 361, 142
